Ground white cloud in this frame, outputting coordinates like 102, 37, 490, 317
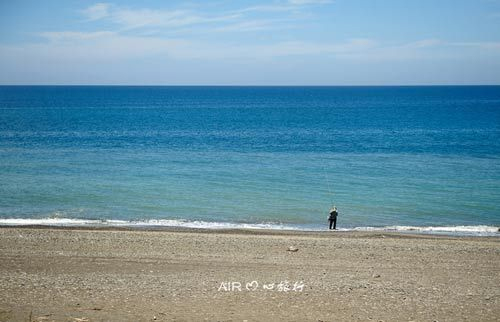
112, 8, 200, 29
28, 30, 466, 64
235, 5, 298, 13
81, 3, 239, 30
82, 3, 111, 21
405, 39, 442, 48
79, 1, 331, 32
7, 32, 187, 64
288, 0, 332, 5
2, 2, 499, 84
10, 32, 378, 64
211, 20, 277, 33
235, 0, 331, 14
4, 33, 499, 85
245, 38, 377, 58
39, 31, 116, 42
451, 41, 500, 50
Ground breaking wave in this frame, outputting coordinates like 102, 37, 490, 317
0, 218, 498, 236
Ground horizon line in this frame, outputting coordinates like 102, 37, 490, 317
1, 84, 500, 87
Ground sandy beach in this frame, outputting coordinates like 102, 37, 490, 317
0, 227, 499, 322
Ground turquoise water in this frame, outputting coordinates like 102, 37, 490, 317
0, 86, 499, 234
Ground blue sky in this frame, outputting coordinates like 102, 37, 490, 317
1, 0, 500, 85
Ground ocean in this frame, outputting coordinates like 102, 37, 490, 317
0, 86, 499, 235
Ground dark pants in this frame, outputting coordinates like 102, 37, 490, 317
329, 218, 337, 230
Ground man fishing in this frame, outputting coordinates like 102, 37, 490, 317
328, 206, 338, 230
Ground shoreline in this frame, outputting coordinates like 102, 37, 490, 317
1, 223, 499, 239
0, 217, 499, 237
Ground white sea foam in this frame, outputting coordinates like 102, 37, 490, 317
0, 218, 498, 236
343, 225, 500, 236
0, 218, 300, 231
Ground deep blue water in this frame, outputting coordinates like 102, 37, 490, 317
0, 86, 499, 233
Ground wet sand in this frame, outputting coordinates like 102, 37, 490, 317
0, 226, 499, 321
